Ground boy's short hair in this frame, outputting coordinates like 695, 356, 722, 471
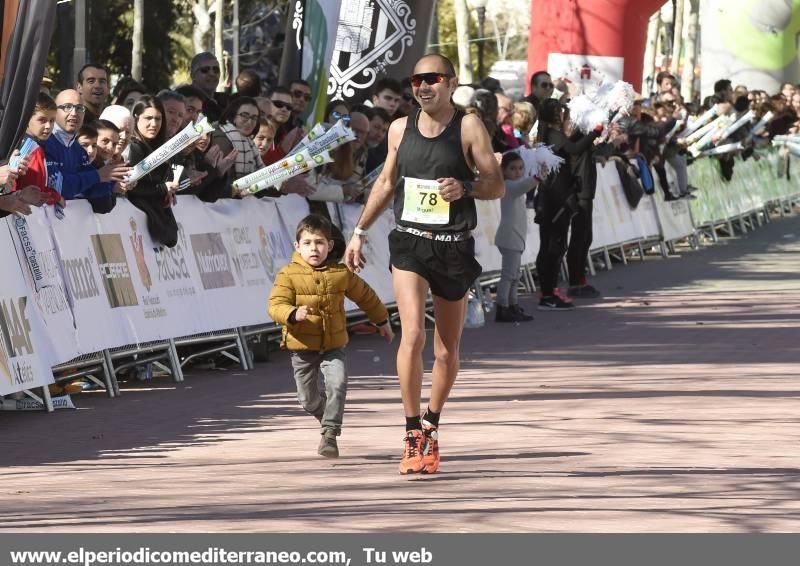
96, 119, 120, 134
78, 123, 98, 139
33, 92, 57, 114
295, 214, 333, 242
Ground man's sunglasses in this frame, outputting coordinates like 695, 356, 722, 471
331, 111, 351, 124
292, 90, 312, 101
57, 103, 86, 114
271, 100, 292, 110
198, 65, 220, 74
537, 81, 554, 89
410, 73, 453, 88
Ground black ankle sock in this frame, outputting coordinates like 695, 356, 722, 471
422, 407, 440, 427
405, 415, 421, 431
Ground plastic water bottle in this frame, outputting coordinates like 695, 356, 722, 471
464, 292, 485, 329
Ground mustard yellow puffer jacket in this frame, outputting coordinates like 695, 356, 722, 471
268, 252, 389, 352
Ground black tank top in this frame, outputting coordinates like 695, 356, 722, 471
394, 109, 476, 232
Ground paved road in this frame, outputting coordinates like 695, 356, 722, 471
2, 214, 800, 532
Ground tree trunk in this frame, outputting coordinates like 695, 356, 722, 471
670, 0, 685, 76
681, 0, 700, 103
192, 0, 212, 54
642, 13, 661, 95
131, 0, 144, 81
214, 0, 224, 58
214, 0, 224, 91
453, 0, 473, 83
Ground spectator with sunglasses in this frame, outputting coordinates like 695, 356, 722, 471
367, 107, 392, 149
190, 52, 227, 124
262, 86, 306, 166
344, 53, 504, 476
397, 78, 418, 118
524, 70, 555, 113
45, 89, 130, 213
209, 96, 262, 197
289, 79, 313, 123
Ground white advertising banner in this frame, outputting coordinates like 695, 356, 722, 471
473, 199, 503, 273
273, 194, 311, 244
0, 220, 57, 396
49, 197, 291, 354
328, 203, 396, 310
651, 164, 695, 242
591, 163, 640, 250
521, 209, 542, 267
8, 208, 78, 363
630, 194, 661, 241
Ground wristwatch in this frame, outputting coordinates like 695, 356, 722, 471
354, 226, 368, 237
462, 180, 473, 196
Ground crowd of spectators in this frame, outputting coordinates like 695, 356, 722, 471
1, 53, 798, 328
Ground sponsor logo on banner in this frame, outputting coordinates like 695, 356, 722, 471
90, 234, 139, 308
62, 251, 102, 301
0, 297, 36, 389
153, 224, 196, 299
190, 233, 236, 290
129, 218, 153, 291
258, 226, 276, 279
226, 226, 264, 287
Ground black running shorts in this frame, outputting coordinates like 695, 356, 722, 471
388, 230, 482, 301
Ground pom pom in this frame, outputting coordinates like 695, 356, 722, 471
533, 145, 565, 176
517, 145, 564, 178
568, 95, 608, 134
603, 81, 635, 114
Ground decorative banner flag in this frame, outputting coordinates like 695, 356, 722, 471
280, 0, 344, 127
328, 0, 435, 102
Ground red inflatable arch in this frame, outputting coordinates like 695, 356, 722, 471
526, 0, 666, 92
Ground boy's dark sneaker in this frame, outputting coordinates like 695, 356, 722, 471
420, 421, 440, 474
567, 284, 602, 299
537, 295, 576, 311
495, 305, 517, 322
510, 304, 534, 321
496, 305, 534, 322
318, 430, 339, 458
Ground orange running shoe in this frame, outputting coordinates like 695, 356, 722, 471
399, 430, 425, 475
421, 421, 440, 474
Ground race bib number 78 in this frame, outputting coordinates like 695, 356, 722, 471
401, 177, 449, 225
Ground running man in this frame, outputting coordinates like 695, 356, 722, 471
343, 53, 504, 475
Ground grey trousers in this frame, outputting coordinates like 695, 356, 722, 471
666, 153, 689, 195
290, 348, 347, 435
497, 247, 522, 307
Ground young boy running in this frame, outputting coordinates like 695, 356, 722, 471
269, 214, 394, 458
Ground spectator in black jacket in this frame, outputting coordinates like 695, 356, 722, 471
524, 70, 555, 113
126, 96, 179, 248
534, 100, 601, 310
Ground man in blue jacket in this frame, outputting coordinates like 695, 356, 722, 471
45, 89, 129, 213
